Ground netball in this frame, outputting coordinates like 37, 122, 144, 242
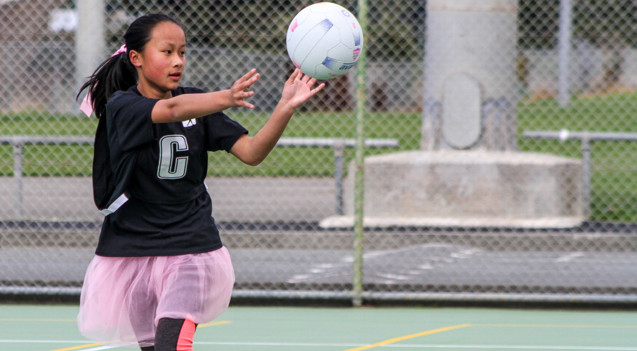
286, 2, 364, 80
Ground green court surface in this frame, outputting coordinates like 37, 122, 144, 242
1, 304, 636, 351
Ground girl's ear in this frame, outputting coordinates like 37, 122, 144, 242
129, 50, 142, 68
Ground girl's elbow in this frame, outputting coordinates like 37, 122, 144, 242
167, 105, 183, 122
152, 101, 181, 123
231, 138, 267, 166
232, 151, 263, 166
243, 156, 264, 166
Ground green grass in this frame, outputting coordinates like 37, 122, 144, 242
1, 92, 637, 221
0, 110, 421, 178
517, 93, 637, 222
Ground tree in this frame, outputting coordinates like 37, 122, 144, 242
105, 0, 424, 61
518, 0, 637, 91
572, 0, 637, 90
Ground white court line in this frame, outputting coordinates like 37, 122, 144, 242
0, 340, 91, 344
192, 343, 637, 350
376, 346, 637, 350
556, 252, 585, 262
0, 341, 126, 351
80, 345, 126, 351
287, 253, 353, 283
73, 342, 135, 351
98, 341, 637, 351
168, 342, 637, 350
2, 340, 636, 351
288, 244, 479, 284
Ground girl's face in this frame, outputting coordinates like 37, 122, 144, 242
132, 21, 186, 99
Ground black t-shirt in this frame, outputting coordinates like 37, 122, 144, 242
93, 85, 248, 257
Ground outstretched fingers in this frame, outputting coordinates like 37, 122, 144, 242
309, 81, 326, 97
298, 71, 324, 95
281, 69, 326, 108
231, 69, 260, 109
239, 69, 260, 92
287, 68, 301, 84
241, 68, 258, 81
307, 76, 319, 88
239, 98, 255, 110
290, 69, 322, 88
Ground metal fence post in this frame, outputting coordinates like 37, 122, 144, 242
333, 140, 346, 215
580, 136, 592, 218
12, 139, 23, 219
352, 0, 369, 307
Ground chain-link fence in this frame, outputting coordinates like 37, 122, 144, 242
0, 0, 636, 305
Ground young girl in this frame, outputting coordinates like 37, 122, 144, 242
76, 13, 324, 351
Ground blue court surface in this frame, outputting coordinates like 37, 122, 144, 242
1, 304, 636, 350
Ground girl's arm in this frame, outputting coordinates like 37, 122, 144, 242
230, 69, 325, 166
150, 69, 260, 123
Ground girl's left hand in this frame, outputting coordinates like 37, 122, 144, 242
229, 68, 261, 109
280, 69, 326, 109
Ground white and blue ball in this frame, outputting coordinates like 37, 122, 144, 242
286, 2, 363, 80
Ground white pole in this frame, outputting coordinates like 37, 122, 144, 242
75, 0, 105, 95
422, 0, 519, 151
558, 0, 572, 107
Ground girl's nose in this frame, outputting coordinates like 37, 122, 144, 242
174, 55, 185, 67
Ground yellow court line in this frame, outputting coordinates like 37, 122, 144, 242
198, 320, 231, 328
50, 320, 231, 351
51, 343, 103, 351
344, 323, 471, 351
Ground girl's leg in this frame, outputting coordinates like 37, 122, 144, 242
154, 318, 197, 351
128, 280, 158, 350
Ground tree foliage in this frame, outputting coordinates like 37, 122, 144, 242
105, 0, 425, 60
518, 0, 637, 49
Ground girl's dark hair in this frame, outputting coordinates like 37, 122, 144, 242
76, 13, 182, 119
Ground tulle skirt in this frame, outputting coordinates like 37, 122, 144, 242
77, 247, 235, 347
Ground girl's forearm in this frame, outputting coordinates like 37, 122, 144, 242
253, 101, 296, 150
231, 100, 296, 165
152, 90, 231, 123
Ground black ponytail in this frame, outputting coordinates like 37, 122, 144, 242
76, 13, 182, 119
77, 53, 136, 119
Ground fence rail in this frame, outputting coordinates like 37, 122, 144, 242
523, 130, 637, 217
2, 0, 637, 305
0, 135, 398, 219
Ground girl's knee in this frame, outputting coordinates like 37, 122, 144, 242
154, 318, 197, 351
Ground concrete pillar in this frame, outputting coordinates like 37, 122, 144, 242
75, 0, 105, 93
320, 0, 585, 229
422, 0, 519, 151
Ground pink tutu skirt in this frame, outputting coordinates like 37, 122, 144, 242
78, 247, 234, 347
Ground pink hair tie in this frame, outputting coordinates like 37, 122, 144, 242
113, 44, 127, 57
80, 44, 128, 117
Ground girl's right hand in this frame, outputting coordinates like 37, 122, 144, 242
279, 69, 325, 111
228, 69, 260, 109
